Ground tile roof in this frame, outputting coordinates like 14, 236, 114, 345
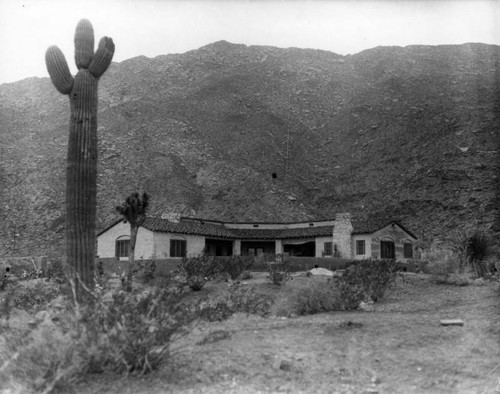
352, 218, 417, 239
99, 215, 416, 240
143, 218, 235, 239
142, 217, 333, 240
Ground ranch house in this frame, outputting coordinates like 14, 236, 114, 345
96, 213, 419, 262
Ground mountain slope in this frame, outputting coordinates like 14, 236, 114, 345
0, 42, 498, 255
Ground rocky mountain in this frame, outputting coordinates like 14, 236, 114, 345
0, 41, 499, 255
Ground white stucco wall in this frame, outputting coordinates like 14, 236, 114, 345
351, 234, 372, 260
97, 221, 156, 259
315, 236, 334, 257
149, 233, 206, 258
98, 222, 207, 260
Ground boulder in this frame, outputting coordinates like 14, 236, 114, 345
308, 268, 334, 277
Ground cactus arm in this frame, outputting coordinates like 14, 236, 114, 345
89, 37, 115, 78
45, 46, 74, 94
74, 19, 94, 69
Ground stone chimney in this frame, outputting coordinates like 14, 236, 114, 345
333, 213, 353, 259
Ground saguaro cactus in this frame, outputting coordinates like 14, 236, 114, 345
46, 20, 114, 301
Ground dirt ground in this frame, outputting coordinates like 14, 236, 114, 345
75, 273, 500, 394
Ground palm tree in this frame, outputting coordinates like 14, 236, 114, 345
116, 192, 149, 291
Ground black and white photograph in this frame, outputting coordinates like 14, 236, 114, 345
0, 0, 499, 392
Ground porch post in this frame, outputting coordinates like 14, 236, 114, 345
275, 239, 283, 255
233, 239, 241, 256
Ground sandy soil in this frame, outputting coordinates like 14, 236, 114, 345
76, 273, 500, 393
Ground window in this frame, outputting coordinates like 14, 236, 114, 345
170, 239, 186, 257
324, 242, 332, 256
404, 241, 413, 258
115, 238, 129, 258
356, 240, 366, 255
380, 240, 395, 259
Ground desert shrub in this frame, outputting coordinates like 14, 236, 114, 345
0, 310, 88, 393
426, 247, 474, 285
178, 255, 218, 291
8, 280, 62, 312
78, 287, 193, 375
133, 259, 157, 283
0, 274, 8, 292
334, 259, 397, 309
291, 280, 340, 315
240, 270, 253, 280
264, 254, 290, 285
0, 285, 194, 392
195, 285, 273, 322
217, 256, 254, 280
46, 258, 65, 283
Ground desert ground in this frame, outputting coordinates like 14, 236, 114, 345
69, 272, 500, 394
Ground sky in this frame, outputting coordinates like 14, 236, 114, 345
0, 0, 499, 84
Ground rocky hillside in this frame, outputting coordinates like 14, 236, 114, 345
0, 41, 498, 255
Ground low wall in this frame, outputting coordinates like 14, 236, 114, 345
96, 257, 181, 277
0, 256, 48, 276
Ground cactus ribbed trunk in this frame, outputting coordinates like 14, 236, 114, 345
67, 70, 98, 298
46, 20, 114, 302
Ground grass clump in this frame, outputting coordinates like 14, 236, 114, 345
425, 248, 470, 286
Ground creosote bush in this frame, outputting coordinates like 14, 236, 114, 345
7, 280, 62, 312
133, 259, 157, 283
178, 255, 218, 291
285, 259, 398, 315
79, 287, 193, 375
194, 285, 273, 322
46, 258, 65, 284
341, 259, 398, 302
263, 254, 290, 285
290, 280, 340, 316
0, 285, 195, 393
216, 256, 254, 280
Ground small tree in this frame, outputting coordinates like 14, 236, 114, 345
116, 192, 149, 292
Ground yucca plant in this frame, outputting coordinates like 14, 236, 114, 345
450, 229, 494, 277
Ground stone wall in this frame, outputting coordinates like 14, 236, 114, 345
370, 224, 417, 261
332, 213, 354, 259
